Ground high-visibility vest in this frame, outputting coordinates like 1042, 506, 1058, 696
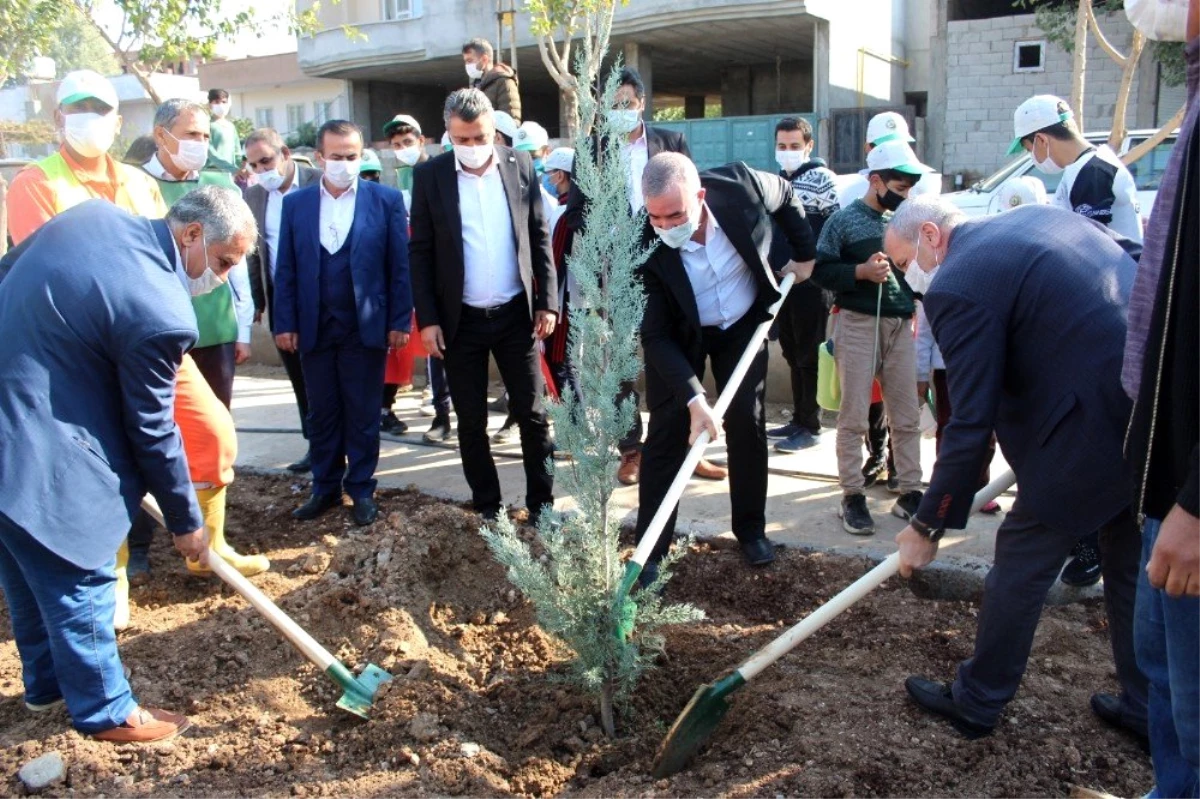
33, 151, 164, 218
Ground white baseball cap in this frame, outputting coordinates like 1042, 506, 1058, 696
57, 70, 119, 112
514, 121, 549, 152
996, 175, 1049, 210
866, 111, 914, 145
544, 147, 575, 173
493, 110, 520, 140
383, 114, 422, 137
859, 139, 933, 177
1008, 95, 1074, 154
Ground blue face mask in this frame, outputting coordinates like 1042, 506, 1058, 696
541, 172, 558, 197
532, 157, 545, 176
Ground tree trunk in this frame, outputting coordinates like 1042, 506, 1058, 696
1071, 0, 1090, 130
1108, 31, 1145, 151
81, 10, 164, 106
561, 87, 580, 141
600, 679, 616, 738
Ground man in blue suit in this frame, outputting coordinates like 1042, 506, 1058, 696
883, 196, 1147, 742
0, 187, 257, 742
273, 119, 412, 526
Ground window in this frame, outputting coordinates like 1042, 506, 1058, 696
381, 0, 412, 20
286, 104, 305, 133
313, 100, 335, 125
255, 107, 274, 129
1013, 40, 1046, 73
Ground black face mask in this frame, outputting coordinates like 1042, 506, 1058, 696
876, 188, 905, 212
361, 173, 381, 183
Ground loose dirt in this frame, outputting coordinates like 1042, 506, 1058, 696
0, 474, 1150, 797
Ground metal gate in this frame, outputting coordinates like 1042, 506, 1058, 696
827, 105, 914, 174
653, 112, 820, 172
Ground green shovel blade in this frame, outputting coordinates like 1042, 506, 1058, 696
614, 560, 642, 641
328, 661, 393, 720
652, 672, 745, 778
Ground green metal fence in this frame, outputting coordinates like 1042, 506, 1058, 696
653, 112, 819, 172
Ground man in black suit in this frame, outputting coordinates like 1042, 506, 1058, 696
242, 127, 322, 473
409, 88, 558, 524
635, 153, 816, 584
885, 196, 1147, 742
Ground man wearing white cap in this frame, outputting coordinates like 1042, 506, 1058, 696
541, 146, 582, 405
811, 139, 932, 535
995, 175, 1049, 211
836, 111, 942, 209
1008, 95, 1143, 244
493, 110, 520, 147
8, 70, 165, 244
383, 113, 429, 205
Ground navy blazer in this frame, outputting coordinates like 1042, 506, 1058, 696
917, 205, 1136, 535
0, 201, 203, 569
272, 177, 412, 353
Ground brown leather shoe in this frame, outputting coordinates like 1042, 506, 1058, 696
91, 706, 191, 743
617, 451, 641, 485
693, 458, 728, 481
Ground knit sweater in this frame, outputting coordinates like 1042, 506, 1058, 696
811, 199, 914, 317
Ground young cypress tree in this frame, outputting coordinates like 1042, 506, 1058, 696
482, 50, 703, 738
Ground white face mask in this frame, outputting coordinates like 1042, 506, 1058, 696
775, 149, 808, 174
653, 200, 702, 250
454, 143, 493, 170
323, 159, 361, 188
186, 236, 225, 297
905, 233, 940, 295
395, 145, 422, 167
166, 131, 208, 173
256, 167, 286, 192
608, 109, 641, 135
210, 103, 230, 118
1031, 136, 1064, 176
465, 62, 484, 81
63, 112, 118, 158
1124, 0, 1189, 41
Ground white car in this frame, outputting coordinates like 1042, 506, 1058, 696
945, 129, 1177, 221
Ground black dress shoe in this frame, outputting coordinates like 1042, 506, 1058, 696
904, 677, 995, 739
293, 493, 341, 521
1061, 536, 1103, 587
740, 537, 776, 567
1090, 692, 1149, 750
287, 451, 312, 473
351, 497, 378, 526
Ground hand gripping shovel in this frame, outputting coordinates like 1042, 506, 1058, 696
651, 469, 1017, 777
140, 496, 392, 719
614, 273, 797, 640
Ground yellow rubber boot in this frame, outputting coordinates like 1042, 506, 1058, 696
114, 540, 131, 631
187, 486, 270, 577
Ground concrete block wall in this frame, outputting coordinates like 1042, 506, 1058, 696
941, 12, 1145, 183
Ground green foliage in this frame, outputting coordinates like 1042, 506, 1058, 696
286, 122, 318, 149
232, 117, 255, 142
526, 0, 629, 38
1013, 0, 1186, 85
652, 104, 723, 122
481, 49, 704, 733
0, 0, 68, 85
42, 11, 119, 76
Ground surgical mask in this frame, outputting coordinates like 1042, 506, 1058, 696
256, 167, 286, 192
541, 172, 558, 197
63, 112, 118, 158
876, 188, 906, 212
394, 145, 422, 167
166, 131, 208, 173
454, 144, 493, 170
465, 62, 484, 81
210, 103, 230, 118
904, 234, 940, 295
775, 150, 807, 174
607, 109, 641, 135
653, 202, 701, 250
1124, 0, 1189, 41
186, 237, 225, 297
532, 157, 545, 175
1031, 136, 1064, 175
323, 159, 361, 188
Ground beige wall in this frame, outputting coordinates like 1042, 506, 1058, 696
199, 53, 349, 136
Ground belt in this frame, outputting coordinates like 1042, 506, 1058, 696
461, 295, 522, 319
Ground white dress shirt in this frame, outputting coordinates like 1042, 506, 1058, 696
457, 151, 522, 308
679, 204, 757, 330
143, 153, 198, 182
319, 177, 358, 254
265, 174, 302, 279
624, 126, 650, 213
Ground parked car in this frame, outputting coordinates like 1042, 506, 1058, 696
945, 129, 1177, 222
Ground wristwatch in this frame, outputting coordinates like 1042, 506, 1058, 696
909, 517, 945, 542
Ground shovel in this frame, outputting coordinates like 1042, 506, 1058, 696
140, 496, 392, 720
614, 273, 797, 640
651, 469, 1017, 778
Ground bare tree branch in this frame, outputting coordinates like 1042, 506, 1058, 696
1086, 3, 1127, 66
1122, 105, 1184, 165
1108, 31, 1145, 151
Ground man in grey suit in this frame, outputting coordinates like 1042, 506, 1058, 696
883, 196, 1147, 742
243, 128, 322, 473
0, 187, 256, 742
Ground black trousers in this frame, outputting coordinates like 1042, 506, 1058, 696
190, 342, 236, 410
442, 298, 554, 518
278, 346, 310, 439
952, 503, 1147, 726
776, 282, 828, 433
635, 310, 768, 563
617, 379, 644, 454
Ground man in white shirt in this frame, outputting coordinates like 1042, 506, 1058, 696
409, 89, 559, 525
242, 128, 322, 473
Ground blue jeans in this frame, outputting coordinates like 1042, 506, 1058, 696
1137, 517, 1200, 798
0, 512, 136, 734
